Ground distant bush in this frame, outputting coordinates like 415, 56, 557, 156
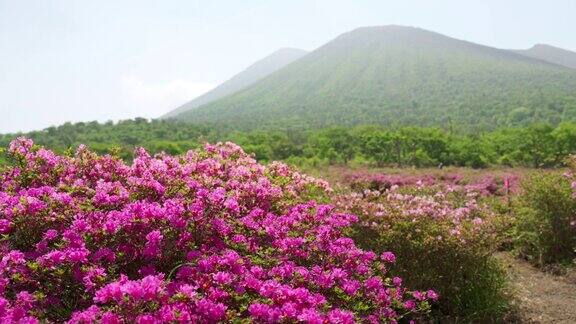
335, 180, 512, 320
513, 170, 576, 266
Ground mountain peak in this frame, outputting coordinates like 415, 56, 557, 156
514, 44, 576, 69
532, 43, 554, 49
340, 25, 440, 39
318, 25, 475, 53
350, 24, 421, 32
529, 43, 576, 54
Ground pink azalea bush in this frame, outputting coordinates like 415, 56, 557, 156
335, 188, 505, 246
0, 138, 435, 323
334, 177, 511, 319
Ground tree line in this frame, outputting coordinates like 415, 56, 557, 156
2, 119, 576, 168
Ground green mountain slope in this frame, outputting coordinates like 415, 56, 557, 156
173, 25, 576, 131
162, 48, 308, 118
513, 44, 576, 70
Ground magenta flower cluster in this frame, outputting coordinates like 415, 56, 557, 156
0, 138, 434, 323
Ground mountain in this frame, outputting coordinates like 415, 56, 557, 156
173, 25, 576, 131
162, 48, 308, 118
512, 44, 576, 69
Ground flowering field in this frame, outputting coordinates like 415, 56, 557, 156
0, 138, 436, 323
1, 138, 574, 323
328, 169, 519, 319
325, 166, 574, 320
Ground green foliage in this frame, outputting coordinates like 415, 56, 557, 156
447, 136, 489, 168
343, 187, 512, 320
308, 128, 356, 164
0, 119, 211, 161
3, 119, 576, 169
513, 171, 576, 266
355, 227, 510, 320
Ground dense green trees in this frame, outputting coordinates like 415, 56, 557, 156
2, 119, 576, 168
0, 119, 213, 161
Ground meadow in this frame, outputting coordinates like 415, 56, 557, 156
0, 138, 574, 322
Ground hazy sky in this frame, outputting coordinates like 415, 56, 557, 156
1, 0, 575, 133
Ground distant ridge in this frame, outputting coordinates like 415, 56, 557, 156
513, 44, 576, 69
162, 48, 308, 118
172, 25, 576, 130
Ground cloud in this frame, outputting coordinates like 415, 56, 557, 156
119, 76, 215, 118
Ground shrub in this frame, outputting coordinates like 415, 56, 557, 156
513, 171, 576, 266
335, 180, 512, 320
0, 138, 435, 323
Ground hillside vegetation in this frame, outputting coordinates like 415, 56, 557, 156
173, 26, 576, 131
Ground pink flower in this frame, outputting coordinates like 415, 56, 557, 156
404, 300, 416, 310
342, 279, 360, 296
381, 251, 396, 263
327, 309, 355, 323
224, 197, 240, 214
427, 289, 439, 301
364, 277, 383, 290
101, 312, 121, 324
413, 291, 426, 301
208, 187, 226, 203
297, 308, 324, 324
143, 230, 163, 258
212, 271, 233, 286
195, 299, 227, 321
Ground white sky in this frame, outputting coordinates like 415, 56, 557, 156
1, 0, 575, 133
